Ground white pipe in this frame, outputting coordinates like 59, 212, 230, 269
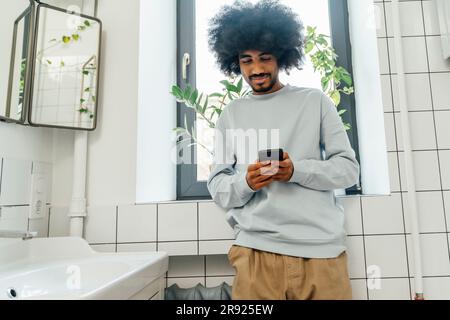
69, 131, 88, 237
391, 0, 424, 299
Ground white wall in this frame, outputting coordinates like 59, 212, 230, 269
52, 0, 178, 206
85, 0, 139, 205
136, 0, 177, 203
52, 0, 140, 206
0, 125, 53, 162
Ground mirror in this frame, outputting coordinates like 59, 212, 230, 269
0, 0, 100, 130
29, 3, 101, 130
0, 0, 31, 123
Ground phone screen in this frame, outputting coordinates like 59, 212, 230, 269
258, 148, 283, 162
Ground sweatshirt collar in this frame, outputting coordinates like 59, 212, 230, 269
248, 83, 290, 100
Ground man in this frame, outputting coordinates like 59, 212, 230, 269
206, 0, 360, 300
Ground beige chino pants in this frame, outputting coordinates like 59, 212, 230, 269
228, 245, 352, 300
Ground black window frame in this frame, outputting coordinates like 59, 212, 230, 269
177, 0, 362, 200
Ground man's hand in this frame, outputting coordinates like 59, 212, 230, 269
245, 160, 274, 191
245, 152, 295, 190
270, 152, 294, 182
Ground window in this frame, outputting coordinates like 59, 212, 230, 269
177, 0, 361, 200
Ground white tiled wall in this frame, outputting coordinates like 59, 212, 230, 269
0, 157, 51, 237
166, 255, 235, 290
369, 0, 450, 299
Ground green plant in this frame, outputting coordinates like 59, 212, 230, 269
171, 25, 355, 155
305, 26, 354, 130
170, 76, 251, 155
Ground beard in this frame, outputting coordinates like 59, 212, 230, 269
250, 74, 278, 93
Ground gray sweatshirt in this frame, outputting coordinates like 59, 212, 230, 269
207, 84, 360, 258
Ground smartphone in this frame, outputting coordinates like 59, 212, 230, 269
258, 148, 284, 162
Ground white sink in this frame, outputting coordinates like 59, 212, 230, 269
0, 237, 168, 300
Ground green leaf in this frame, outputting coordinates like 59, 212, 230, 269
208, 93, 223, 98
208, 106, 217, 119
189, 89, 199, 106
338, 109, 347, 116
80, 98, 85, 103
342, 87, 354, 95
84, 20, 91, 27
228, 84, 239, 93
316, 36, 328, 46
171, 85, 183, 99
341, 72, 353, 86
82, 70, 89, 75
84, 87, 90, 92
60, 61, 65, 67
202, 95, 209, 114
196, 93, 204, 106
62, 35, 71, 43
321, 76, 330, 91
72, 34, 79, 41
92, 96, 96, 102
307, 26, 316, 34
78, 25, 86, 31
46, 60, 52, 65
236, 77, 243, 92
220, 80, 238, 93
305, 42, 314, 54
330, 91, 341, 106
183, 86, 192, 101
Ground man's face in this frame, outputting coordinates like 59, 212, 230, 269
239, 49, 281, 94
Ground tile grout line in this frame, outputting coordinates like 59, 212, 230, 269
115, 205, 118, 252
204, 255, 207, 287
47, 207, 51, 237
197, 202, 200, 255
0, 158, 3, 199
359, 195, 369, 299
384, 109, 450, 113
156, 203, 159, 251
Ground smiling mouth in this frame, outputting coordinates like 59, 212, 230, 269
251, 75, 270, 83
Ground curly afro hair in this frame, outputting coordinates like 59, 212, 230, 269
207, 0, 306, 77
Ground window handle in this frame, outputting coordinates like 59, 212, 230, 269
182, 52, 190, 80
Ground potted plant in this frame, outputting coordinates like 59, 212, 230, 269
170, 26, 354, 160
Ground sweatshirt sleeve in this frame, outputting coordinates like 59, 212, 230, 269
207, 108, 256, 210
289, 92, 360, 191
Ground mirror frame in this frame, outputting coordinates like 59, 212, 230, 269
1, 0, 101, 131
27, 2, 102, 131
1, 1, 33, 124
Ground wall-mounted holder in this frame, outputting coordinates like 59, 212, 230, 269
1, 0, 101, 131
